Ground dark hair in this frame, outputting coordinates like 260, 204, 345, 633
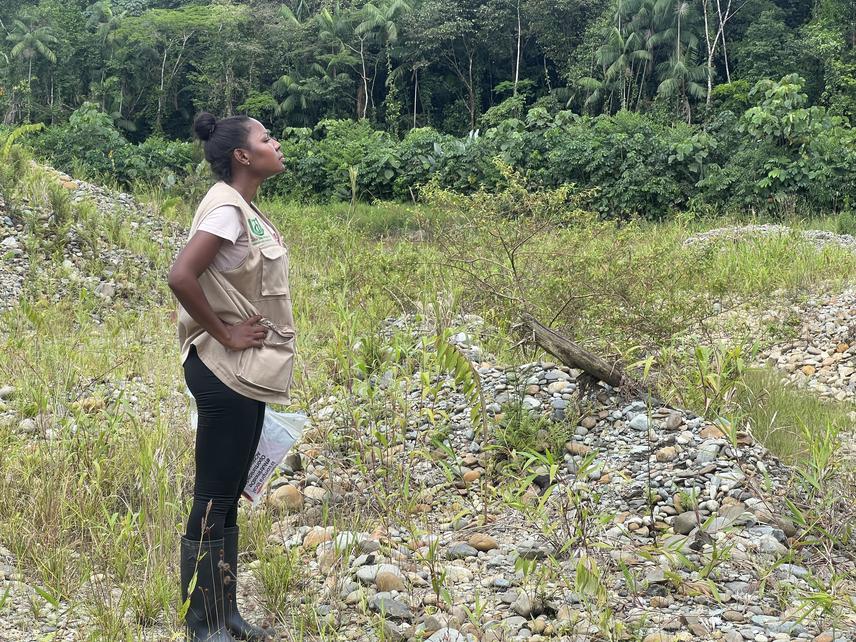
192, 112, 252, 182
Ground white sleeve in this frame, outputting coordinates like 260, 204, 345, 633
196, 205, 244, 244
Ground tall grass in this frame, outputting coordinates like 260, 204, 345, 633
734, 368, 855, 464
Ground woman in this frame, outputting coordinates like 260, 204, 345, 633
168, 112, 296, 641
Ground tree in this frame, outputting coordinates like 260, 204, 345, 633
595, 26, 649, 111
6, 13, 57, 120
316, 4, 373, 119
652, 0, 707, 122
356, 0, 411, 129
116, 4, 248, 134
84, 0, 127, 112
731, 9, 803, 86
700, 0, 756, 104
405, 0, 483, 130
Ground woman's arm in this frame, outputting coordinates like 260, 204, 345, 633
168, 231, 266, 350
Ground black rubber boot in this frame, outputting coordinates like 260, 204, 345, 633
180, 536, 236, 642
222, 526, 276, 640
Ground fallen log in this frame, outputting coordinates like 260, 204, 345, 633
521, 312, 668, 408
520, 312, 625, 388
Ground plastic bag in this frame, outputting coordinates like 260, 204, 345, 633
186, 387, 198, 430
242, 409, 308, 505
186, 388, 307, 505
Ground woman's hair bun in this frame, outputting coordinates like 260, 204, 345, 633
193, 112, 218, 141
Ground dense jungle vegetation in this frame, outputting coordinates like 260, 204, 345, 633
1, 0, 855, 216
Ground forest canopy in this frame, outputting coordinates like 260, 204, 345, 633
1, 0, 854, 216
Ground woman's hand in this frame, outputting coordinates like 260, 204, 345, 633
223, 315, 268, 350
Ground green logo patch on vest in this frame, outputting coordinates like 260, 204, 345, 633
248, 217, 266, 238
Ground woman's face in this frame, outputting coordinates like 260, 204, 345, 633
241, 119, 285, 178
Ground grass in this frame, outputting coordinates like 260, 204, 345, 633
1, 144, 855, 638
734, 368, 855, 465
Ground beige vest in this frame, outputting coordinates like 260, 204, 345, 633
178, 182, 296, 404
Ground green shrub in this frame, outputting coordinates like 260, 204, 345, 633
30, 103, 194, 188
20, 76, 856, 217
836, 210, 856, 236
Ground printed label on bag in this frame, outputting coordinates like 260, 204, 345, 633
242, 410, 309, 505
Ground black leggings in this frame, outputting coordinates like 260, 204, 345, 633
183, 345, 265, 541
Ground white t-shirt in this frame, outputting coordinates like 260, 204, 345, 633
196, 205, 277, 271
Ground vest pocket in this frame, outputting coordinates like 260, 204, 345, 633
259, 244, 290, 296
235, 339, 295, 393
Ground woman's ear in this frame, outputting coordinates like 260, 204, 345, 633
233, 148, 251, 167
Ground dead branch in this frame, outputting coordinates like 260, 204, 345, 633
521, 312, 625, 388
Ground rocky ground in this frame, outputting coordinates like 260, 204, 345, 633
0, 175, 854, 641
686, 225, 856, 459
684, 224, 856, 255
0, 162, 185, 313
754, 290, 855, 404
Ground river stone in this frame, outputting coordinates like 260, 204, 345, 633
381, 621, 406, 642
522, 396, 540, 410
516, 544, 548, 559
444, 565, 473, 583
304, 486, 328, 502
544, 369, 570, 381
629, 415, 649, 431
511, 591, 543, 617
94, 281, 115, 298
270, 484, 303, 512
448, 543, 478, 559
18, 418, 37, 434
665, 413, 683, 430
426, 629, 469, 642
376, 570, 406, 592
356, 564, 403, 585
655, 446, 677, 462
642, 633, 674, 642
467, 533, 498, 552
369, 596, 413, 621
778, 563, 809, 578
462, 469, 481, 483
547, 381, 570, 393
334, 531, 366, 551
758, 534, 788, 556
565, 441, 591, 456
695, 440, 720, 464
302, 527, 332, 548
284, 452, 302, 472
673, 512, 698, 535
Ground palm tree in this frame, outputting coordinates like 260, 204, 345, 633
653, 0, 706, 122
580, 8, 653, 115
356, 0, 411, 45
316, 5, 369, 118
7, 17, 57, 93
626, 0, 670, 108
355, 0, 411, 128
85, 1, 127, 111
598, 27, 650, 111
281, 0, 323, 24
6, 16, 58, 121
273, 66, 328, 124
656, 42, 707, 122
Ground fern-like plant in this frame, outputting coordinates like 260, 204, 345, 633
1, 122, 44, 159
